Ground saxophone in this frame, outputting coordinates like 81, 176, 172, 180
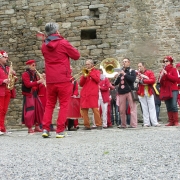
35, 69, 46, 87
7, 61, 17, 90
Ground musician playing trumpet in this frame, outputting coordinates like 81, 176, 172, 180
0, 50, 16, 135
79, 59, 102, 130
21, 59, 44, 133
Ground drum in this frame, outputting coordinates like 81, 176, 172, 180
67, 97, 81, 119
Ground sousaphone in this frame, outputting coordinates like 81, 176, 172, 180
100, 58, 120, 78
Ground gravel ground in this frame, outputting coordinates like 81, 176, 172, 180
0, 125, 180, 180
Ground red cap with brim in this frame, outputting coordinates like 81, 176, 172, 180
26, 59, 35, 65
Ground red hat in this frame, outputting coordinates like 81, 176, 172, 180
176, 63, 180, 68
0, 51, 8, 58
26, 59, 36, 65
164, 56, 173, 63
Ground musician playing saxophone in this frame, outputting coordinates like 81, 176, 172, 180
0, 50, 16, 135
21, 59, 44, 133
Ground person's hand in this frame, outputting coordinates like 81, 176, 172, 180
162, 69, 167, 74
42, 73, 46, 80
3, 79, 9, 84
37, 79, 44, 84
119, 70, 125, 76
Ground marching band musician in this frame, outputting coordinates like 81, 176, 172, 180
41, 22, 80, 138
136, 62, 160, 127
21, 59, 44, 133
176, 63, 180, 107
38, 70, 56, 131
66, 66, 80, 131
79, 59, 102, 130
0, 50, 16, 135
114, 58, 137, 128
91, 68, 112, 129
159, 56, 179, 126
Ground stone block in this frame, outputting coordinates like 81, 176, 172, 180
75, 16, 90, 20
78, 6, 89, 10
67, 37, 81, 41
87, 45, 97, 50
1, 20, 10, 25
103, 49, 116, 55
5, 9, 14, 14
95, 20, 107, 25
89, 4, 104, 9
90, 49, 102, 56
87, 20, 95, 26
71, 41, 81, 47
62, 22, 71, 28
80, 49, 90, 56
82, 9, 90, 16
98, 7, 109, 13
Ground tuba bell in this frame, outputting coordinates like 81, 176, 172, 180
7, 61, 17, 90
100, 58, 120, 78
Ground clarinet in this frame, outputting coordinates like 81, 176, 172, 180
158, 65, 166, 83
113, 66, 124, 85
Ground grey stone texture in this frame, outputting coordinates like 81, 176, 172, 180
0, 0, 180, 128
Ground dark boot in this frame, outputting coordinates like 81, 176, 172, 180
165, 112, 174, 126
173, 112, 180, 126
68, 119, 76, 131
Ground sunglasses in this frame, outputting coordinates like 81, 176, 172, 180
163, 60, 169, 63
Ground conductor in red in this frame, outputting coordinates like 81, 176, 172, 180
41, 22, 80, 138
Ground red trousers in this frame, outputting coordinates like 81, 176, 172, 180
42, 82, 72, 133
0, 89, 11, 132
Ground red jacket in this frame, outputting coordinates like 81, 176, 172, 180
41, 34, 80, 83
79, 68, 100, 108
72, 80, 79, 96
21, 70, 39, 96
137, 69, 156, 96
0, 65, 16, 97
38, 84, 47, 108
159, 64, 178, 91
0, 65, 10, 96
99, 77, 110, 103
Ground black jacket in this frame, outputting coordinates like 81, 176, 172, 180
114, 67, 136, 94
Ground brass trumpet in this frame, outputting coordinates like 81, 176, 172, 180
72, 62, 101, 80
35, 69, 46, 87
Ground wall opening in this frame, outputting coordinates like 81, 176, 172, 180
89, 8, 99, 18
81, 29, 97, 40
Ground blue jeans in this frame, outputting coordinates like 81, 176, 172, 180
155, 104, 161, 120
165, 90, 178, 112
111, 99, 120, 125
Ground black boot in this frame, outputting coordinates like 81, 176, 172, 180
68, 119, 77, 131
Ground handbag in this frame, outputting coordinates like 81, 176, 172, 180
131, 89, 139, 101
159, 86, 172, 100
125, 79, 139, 102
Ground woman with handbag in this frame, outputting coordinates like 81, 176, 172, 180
159, 56, 179, 126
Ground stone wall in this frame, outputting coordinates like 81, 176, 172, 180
1, 0, 180, 128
